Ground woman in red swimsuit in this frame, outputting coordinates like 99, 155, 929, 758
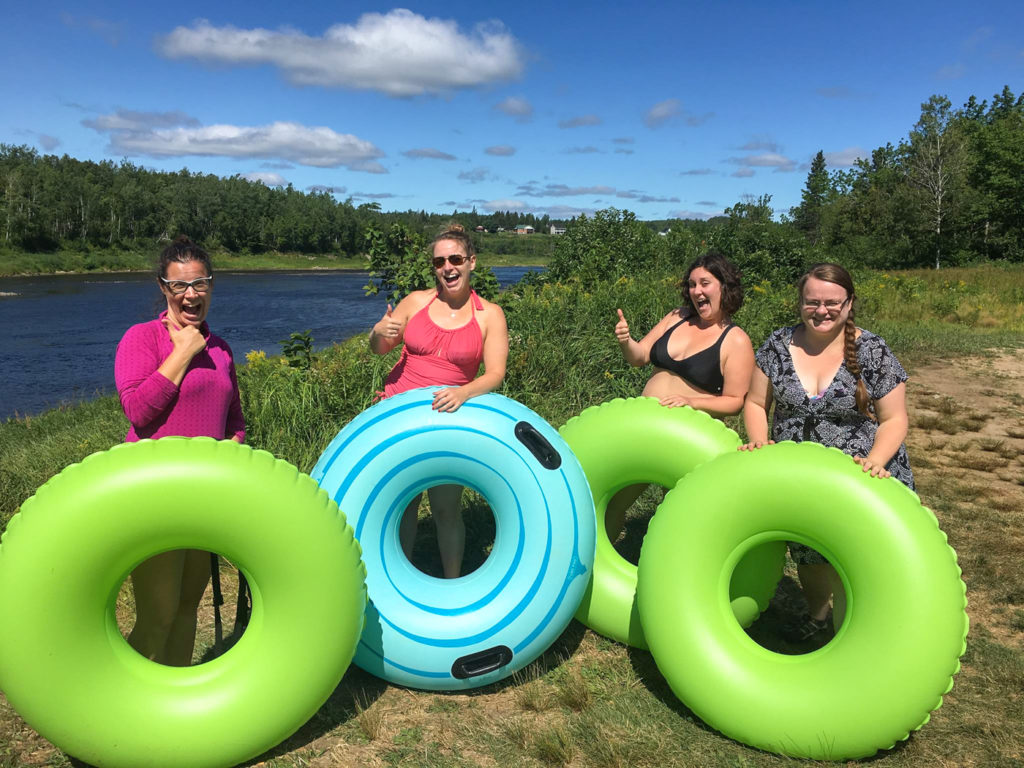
607, 250, 754, 536
368, 224, 509, 578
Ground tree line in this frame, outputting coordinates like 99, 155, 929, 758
791, 85, 1024, 268
2, 86, 1022, 268
0, 146, 561, 255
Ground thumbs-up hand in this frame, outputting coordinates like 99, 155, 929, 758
614, 309, 631, 344
373, 303, 403, 339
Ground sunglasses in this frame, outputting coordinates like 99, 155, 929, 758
432, 254, 468, 269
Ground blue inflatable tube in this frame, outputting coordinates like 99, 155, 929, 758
312, 389, 596, 690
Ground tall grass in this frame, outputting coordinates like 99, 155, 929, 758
3, 265, 1022, 529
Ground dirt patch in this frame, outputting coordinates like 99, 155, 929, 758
907, 349, 1024, 650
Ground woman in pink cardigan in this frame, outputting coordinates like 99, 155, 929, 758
114, 236, 245, 666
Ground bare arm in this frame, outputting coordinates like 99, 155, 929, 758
369, 293, 426, 355
854, 382, 909, 478
740, 367, 774, 450
615, 309, 676, 367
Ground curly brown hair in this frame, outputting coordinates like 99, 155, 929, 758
680, 250, 744, 317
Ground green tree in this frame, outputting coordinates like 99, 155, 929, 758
548, 208, 659, 285
792, 150, 830, 244
908, 95, 968, 268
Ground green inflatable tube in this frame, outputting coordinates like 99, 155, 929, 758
559, 397, 784, 648
637, 442, 969, 760
0, 438, 367, 768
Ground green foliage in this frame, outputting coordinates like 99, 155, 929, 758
362, 223, 433, 304
362, 222, 502, 303
547, 208, 661, 286
278, 330, 316, 369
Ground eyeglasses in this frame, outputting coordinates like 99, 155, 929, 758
802, 297, 849, 311
161, 276, 213, 295
432, 254, 468, 269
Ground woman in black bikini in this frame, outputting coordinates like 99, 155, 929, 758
609, 250, 754, 535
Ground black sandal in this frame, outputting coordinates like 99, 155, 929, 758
782, 615, 831, 643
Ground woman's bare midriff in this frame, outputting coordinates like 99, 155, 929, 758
641, 368, 710, 399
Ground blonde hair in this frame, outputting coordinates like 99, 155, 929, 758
797, 263, 875, 421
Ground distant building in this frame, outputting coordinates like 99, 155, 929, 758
550, 225, 566, 235
496, 227, 505, 232
514, 224, 535, 234
475, 225, 486, 232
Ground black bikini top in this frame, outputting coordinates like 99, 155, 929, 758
649, 320, 735, 395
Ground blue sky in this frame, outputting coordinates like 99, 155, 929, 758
2, 1, 1022, 221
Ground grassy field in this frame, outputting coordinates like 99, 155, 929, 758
1, 266, 1023, 767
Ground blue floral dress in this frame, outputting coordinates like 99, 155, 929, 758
755, 325, 915, 565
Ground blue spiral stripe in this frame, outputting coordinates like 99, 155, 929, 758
513, 469, 588, 652
313, 395, 517, 483
357, 639, 450, 679
371, 464, 527, 616
370, 471, 554, 649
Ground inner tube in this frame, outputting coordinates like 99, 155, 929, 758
637, 442, 968, 760
0, 438, 366, 768
559, 397, 784, 647
312, 389, 596, 690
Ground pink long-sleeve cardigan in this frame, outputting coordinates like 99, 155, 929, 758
114, 311, 245, 443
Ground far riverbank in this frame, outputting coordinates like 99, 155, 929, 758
0, 247, 551, 277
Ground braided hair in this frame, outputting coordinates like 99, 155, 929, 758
798, 263, 875, 421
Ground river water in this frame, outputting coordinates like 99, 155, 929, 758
0, 267, 539, 419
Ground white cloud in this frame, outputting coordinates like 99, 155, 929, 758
612, 137, 634, 144
558, 114, 602, 129
563, 146, 602, 154
669, 209, 721, 220
680, 168, 714, 176
38, 134, 61, 151
458, 167, 493, 183
614, 148, 634, 155
739, 137, 780, 152
480, 199, 597, 218
156, 11, 524, 97
242, 172, 288, 186
485, 145, 516, 156
518, 183, 615, 197
696, 200, 717, 207
731, 168, 755, 178
727, 152, 796, 171
84, 112, 387, 173
824, 146, 867, 168
351, 191, 399, 200
515, 182, 676, 203
644, 99, 712, 129
402, 148, 457, 160
82, 109, 201, 132
644, 98, 682, 128
495, 97, 533, 122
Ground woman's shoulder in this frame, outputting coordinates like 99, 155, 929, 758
855, 328, 895, 356
724, 322, 752, 347
760, 324, 795, 347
